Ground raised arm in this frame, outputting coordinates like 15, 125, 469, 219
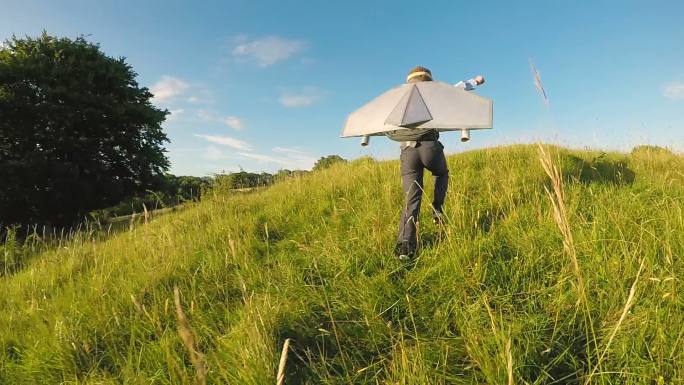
455, 75, 485, 91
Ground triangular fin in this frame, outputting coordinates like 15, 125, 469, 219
401, 86, 432, 126
385, 86, 412, 126
384, 85, 433, 127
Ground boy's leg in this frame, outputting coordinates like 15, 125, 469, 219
418, 141, 449, 214
398, 147, 424, 251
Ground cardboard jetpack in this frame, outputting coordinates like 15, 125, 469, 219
341, 80, 493, 145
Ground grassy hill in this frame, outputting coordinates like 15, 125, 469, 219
1, 144, 683, 385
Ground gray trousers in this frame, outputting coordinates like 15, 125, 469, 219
398, 141, 449, 247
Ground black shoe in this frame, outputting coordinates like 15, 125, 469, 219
433, 211, 445, 225
394, 242, 415, 261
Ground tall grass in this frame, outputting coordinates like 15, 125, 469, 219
1, 144, 683, 384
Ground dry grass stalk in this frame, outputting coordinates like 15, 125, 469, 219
583, 258, 645, 385
229, 237, 237, 259
276, 338, 291, 385
173, 286, 207, 385
537, 144, 586, 299
530, 58, 550, 107
142, 203, 149, 224
484, 297, 514, 385
538, 144, 602, 376
482, 297, 498, 336
130, 294, 143, 313
506, 336, 514, 385
129, 212, 136, 231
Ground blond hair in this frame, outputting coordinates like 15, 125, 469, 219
406, 66, 433, 83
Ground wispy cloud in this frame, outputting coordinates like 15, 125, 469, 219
272, 146, 309, 156
272, 147, 317, 164
194, 134, 251, 150
232, 36, 307, 67
187, 86, 214, 105
197, 110, 245, 130
166, 109, 185, 122
151, 76, 189, 103
150, 76, 212, 107
197, 110, 216, 122
664, 82, 684, 100
203, 145, 228, 161
279, 95, 315, 108
279, 87, 324, 108
237, 152, 284, 164
223, 116, 245, 130
237, 146, 317, 170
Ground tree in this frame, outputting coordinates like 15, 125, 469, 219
0, 33, 169, 225
313, 155, 346, 171
153, 175, 213, 202
215, 171, 274, 189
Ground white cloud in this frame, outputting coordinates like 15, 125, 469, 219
664, 82, 684, 100
272, 146, 308, 155
150, 76, 212, 107
279, 95, 315, 108
204, 145, 227, 161
237, 147, 317, 170
279, 87, 324, 108
151, 76, 189, 103
166, 109, 185, 122
272, 147, 317, 163
197, 110, 245, 130
232, 36, 307, 67
194, 134, 251, 150
223, 116, 245, 130
238, 152, 284, 164
197, 110, 217, 122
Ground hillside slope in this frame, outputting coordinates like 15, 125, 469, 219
2, 144, 683, 385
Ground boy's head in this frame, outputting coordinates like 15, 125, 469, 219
406, 66, 433, 83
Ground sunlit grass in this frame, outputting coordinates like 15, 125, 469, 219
1, 144, 683, 384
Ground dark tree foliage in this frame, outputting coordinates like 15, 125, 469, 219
0, 33, 169, 226
89, 175, 213, 220
215, 171, 274, 189
153, 175, 212, 201
313, 155, 346, 171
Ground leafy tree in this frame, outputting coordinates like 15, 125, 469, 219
88, 174, 213, 221
274, 169, 308, 180
153, 175, 212, 202
0, 33, 169, 225
313, 155, 346, 171
274, 169, 293, 180
215, 171, 274, 189
631, 145, 673, 155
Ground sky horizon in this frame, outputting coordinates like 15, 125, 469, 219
2, 0, 683, 176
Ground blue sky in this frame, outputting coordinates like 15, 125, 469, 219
2, 0, 683, 176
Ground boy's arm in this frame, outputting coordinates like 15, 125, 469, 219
454, 75, 485, 91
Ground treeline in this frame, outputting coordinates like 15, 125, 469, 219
214, 169, 310, 189
89, 169, 312, 221
22, 155, 346, 226
89, 155, 346, 221
213, 155, 346, 190
87, 174, 212, 221
3, 151, 346, 230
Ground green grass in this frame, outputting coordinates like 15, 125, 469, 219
1, 144, 683, 384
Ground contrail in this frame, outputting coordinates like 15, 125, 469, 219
530, 58, 549, 107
